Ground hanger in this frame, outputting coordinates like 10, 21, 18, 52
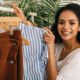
0, 17, 29, 45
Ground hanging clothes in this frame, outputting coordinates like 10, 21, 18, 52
0, 23, 48, 80
0, 30, 23, 80
18, 23, 48, 80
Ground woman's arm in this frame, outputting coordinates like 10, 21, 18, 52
11, 4, 35, 26
11, 4, 26, 23
43, 27, 58, 80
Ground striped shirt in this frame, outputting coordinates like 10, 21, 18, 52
0, 23, 48, 80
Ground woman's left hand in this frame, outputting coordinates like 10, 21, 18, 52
43, 27, 55, 48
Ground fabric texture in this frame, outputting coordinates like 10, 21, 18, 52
18, 23, 48, 80
0, 23, 48, 80
0, 30, 23, 80
55, 44, 80, 80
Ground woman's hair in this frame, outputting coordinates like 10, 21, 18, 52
51, 3, 80, 43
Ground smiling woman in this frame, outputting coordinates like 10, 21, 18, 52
43, 3, 80, 80
58, 10, 79, 41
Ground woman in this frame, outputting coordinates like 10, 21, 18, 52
43, 3, 80, 80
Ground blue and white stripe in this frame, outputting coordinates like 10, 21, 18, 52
18, 23, 48, 80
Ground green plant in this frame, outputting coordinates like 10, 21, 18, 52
1, 0, 60, 27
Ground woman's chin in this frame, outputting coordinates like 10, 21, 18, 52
61, 36, 71, 41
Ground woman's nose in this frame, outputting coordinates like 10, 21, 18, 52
62, 23, 69, 29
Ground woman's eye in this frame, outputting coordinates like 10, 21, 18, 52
69, 22, 75, 25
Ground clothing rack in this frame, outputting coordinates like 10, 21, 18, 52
0, 17, 29, 45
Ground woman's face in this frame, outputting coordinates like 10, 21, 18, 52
58, 10, 80, 41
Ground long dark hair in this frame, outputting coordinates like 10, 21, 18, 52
51, 3, 80, 43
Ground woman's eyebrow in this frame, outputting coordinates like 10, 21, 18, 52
58, 19, 64, 21
68, 19, 78, 21
58, 19, 78, 21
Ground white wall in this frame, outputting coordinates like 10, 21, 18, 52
59, 0, 80, 6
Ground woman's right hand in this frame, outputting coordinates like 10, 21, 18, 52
11, 4, 26, 22
11, 4, 35, 26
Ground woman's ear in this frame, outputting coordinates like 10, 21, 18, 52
78, 27, 80, 32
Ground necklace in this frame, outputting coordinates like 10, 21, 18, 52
59, 45, 80, 61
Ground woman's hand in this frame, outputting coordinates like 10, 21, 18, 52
43, 27, 55, 48
11, 4, 26, 22
43, 27, 58, 80
11, 4, 35, 26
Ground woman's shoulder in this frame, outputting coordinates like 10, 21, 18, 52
63, 48, 80, 64
70, 48, 80, 60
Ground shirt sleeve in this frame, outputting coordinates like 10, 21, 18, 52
40, 28, 48, 68
56, 53, 80, 80
41, 43, 48, 67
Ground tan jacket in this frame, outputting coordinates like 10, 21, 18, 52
0, 30, 23, 80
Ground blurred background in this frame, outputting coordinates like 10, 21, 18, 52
0, 0, 79, 27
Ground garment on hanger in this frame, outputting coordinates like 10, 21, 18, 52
0, 17, 29, 45
0, 30, 23, 80
0, 22, 48, 80
18, 23, 48, 80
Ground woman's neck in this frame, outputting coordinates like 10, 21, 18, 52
63, 40, 80, 50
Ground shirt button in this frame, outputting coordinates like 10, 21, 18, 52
13, 42, 17, 46
10, 60, 14, 64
